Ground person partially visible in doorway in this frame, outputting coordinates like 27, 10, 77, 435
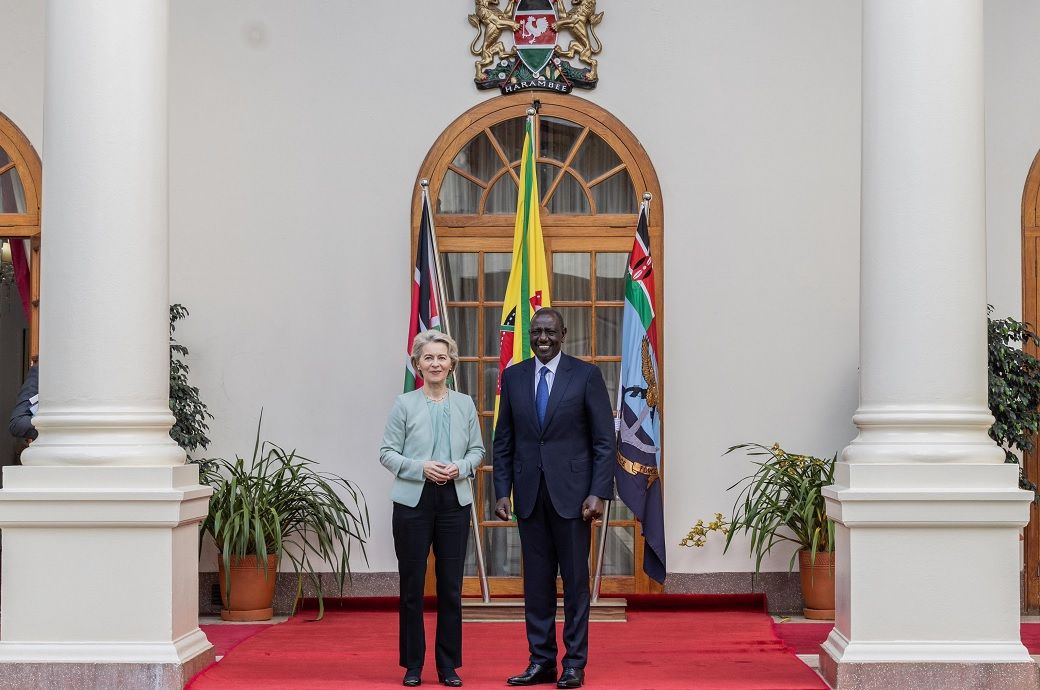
9, 359, 39, 464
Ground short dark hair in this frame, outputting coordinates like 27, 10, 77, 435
531, 307, 565, 330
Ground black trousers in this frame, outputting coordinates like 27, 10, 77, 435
392, 481, 470, 671
517, 474, 592, 669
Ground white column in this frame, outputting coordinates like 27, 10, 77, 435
0, 1, 213, 687
821, 1, 1038, 688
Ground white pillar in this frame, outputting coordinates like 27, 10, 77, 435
821, 1, 1038, 687
0, 1, 213, 687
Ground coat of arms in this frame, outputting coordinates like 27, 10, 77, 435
468, 0, 603, 94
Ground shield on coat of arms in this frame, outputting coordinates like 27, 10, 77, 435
513, 0, 557, 76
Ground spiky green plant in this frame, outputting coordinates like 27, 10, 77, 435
198, 413, 370, 619
722, 442, 835, 572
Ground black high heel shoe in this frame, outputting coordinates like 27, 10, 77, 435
437, 668, 463, 687
403, 668, 422, 686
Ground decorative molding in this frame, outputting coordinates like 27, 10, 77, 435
0, 629, 212, 665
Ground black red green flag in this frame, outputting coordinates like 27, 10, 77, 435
615, 199, 666, 584
403, 190, 443, 392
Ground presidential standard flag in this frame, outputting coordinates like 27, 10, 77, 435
403, 190, 443, 392
616, 200, 666, 584
493, 113, 552, 427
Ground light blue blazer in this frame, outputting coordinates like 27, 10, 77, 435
379, 389, 485, 508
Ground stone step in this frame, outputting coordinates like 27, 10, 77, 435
462, 598, 627, 623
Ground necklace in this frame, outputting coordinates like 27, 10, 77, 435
423, 389, 449, 403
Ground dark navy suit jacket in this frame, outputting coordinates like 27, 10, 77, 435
493, 354, 616, 520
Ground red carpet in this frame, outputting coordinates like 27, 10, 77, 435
188, 596, 826, 689
774, 622, 1040, 655
199, 624, 270, 657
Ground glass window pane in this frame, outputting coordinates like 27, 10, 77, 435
590, 168, 637, 214
596, 306, 622, 357
486, 526, 522, 577
485, 253, 512, 302
572, 131, 623, 182
596, 360, 620, 409
454, 361, 479, 401
547, 172, 590, 215
556, 306, 590, 356
490, 117, 526, 164
485, 172, 518, 214
448, 307, 479, 357
484, 462, 497, 517
0, 169, 26, 214
0, 146, 10, 167
596, 253, 628, 302
553, 253, 590, 301
537, 162, 559, 206
483, 307, 504, 357
439, 170, 480, 214
452, 131, 502, 183
483, 360, 501, 413
464, 527, 477, 577
600, 525, 635, 576
608, 496, 634, 521
482, 416, 494, 462
540, 116, 583, 163
443, 253, 478, 302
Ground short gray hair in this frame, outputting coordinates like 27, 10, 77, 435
411, 330, 460, 372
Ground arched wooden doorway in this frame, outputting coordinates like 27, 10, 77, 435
413, 93, 664, 595
1021, 150, 1040, 611
0, 112, 41, 361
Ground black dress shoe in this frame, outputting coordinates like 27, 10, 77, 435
506, 662, 558, 686
556, 668, 584, 689
437, 668, 463, 687
403, 668, 422, 686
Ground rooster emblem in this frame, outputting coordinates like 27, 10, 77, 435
520, 16, 551, 43
511, 0, 558, 75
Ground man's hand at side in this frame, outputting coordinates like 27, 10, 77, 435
495, 497, 512, 521
581, 496, 604, 521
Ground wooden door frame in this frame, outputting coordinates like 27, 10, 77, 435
412, 93, 664, 595
0, 112, 41, 361
1022, 149, 1040, 612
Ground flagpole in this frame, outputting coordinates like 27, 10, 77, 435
591, 192, 652, 603
421, 179, 492, 604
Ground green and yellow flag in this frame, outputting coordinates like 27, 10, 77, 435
493, 113, 552, 428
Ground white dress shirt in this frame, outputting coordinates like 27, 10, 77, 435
534, 351, 562, 397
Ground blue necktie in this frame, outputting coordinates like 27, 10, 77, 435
536, 366, 550, 428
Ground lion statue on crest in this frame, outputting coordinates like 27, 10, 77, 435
554, 0, 603, 80
469, 0, 519, 81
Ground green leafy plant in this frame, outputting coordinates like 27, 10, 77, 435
715, 443, 835, 572
987, 306, 1040, 491
169, 304, 212, 457
198, 413, 371, 619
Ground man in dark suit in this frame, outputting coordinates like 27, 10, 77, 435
493, 308, 616, 689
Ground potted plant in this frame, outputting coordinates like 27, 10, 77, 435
682, 442, 836, 619
198, 414, 370, 621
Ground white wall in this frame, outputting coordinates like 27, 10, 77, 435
985, 0, 1040, 318
0, 0, 44, 148
0, 0, 1030, 576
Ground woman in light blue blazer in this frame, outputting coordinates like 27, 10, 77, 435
380, 330, 484, 688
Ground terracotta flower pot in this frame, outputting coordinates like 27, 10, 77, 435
798, 549, 835, 620
217, 554, 278, 621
